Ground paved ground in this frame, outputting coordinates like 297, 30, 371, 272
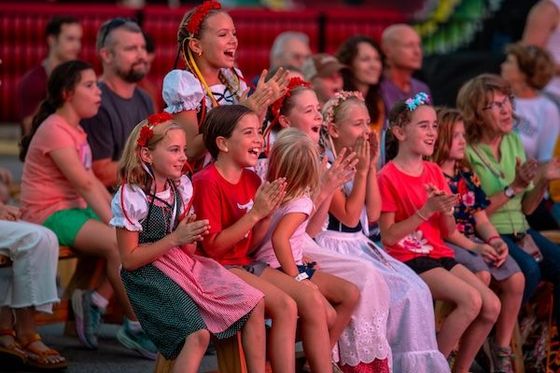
4, 323, 218, 372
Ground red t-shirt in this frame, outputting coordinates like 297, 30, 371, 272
18, 64, 48, 120
378, 161, 455, 262
192, 164, 261, 265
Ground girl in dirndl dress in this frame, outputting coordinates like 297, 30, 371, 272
110, 113, 266, 372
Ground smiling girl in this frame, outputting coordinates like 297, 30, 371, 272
163, 1, 288, 164
378, 93, 501, 373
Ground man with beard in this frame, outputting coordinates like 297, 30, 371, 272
81, 18, 154, 189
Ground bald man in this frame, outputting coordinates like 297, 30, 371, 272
380, 24, 431, 112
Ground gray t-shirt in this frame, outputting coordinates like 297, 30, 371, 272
81, 82, 154, 161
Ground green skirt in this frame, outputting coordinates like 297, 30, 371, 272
121, 264, 249, 359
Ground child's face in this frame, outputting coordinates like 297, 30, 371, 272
223, 113, 263, 167
330, 102, 370, 149
398, 105, 438, 157
67, 69, 101, 120
448, 120, 467, 161
149, 128, 187, 183
282, 89, 323, 144
197, 12, 237, 69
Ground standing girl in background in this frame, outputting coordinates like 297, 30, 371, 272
433, 108, 524, 372
255, 128, 359, 370
19, 60, 156, 358
377, 93, 501, 373
111, 114, 266, 373
192, 105, 298, 373
319, 91, 449, 372
163, 0, 288, 162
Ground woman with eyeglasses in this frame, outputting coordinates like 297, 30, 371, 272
457, 73, 560, 329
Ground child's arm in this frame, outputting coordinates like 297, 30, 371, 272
446, 229, 499, 264
203, 179, 286, 257
366, 132, 381, 223
379, 192, 458, 245
272, 212, 307, 277
307, 149, 357, 237
329, 136, 370, 227
50, 147, 112, 223
117, 216, 210, 271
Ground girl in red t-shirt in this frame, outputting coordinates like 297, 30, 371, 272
193, 104, 342, 373
378, 93, 501, 373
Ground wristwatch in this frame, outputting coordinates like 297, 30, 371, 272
294, 272, 309, 282
504, 185, 516, 199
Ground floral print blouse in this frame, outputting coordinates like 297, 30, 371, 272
445, 168, 490, 238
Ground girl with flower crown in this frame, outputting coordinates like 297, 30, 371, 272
19, 60, 156, 358
378, 93, 501, 373
111, 113, 266, 372
163, 0, 288, 165
316, 91, 449, 373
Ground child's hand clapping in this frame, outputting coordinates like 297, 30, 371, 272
422, 183, 458, 217
319, 148, 358, 193
354, 134, 371, 174
172, 214, 210, 245
250, 178, 287, 220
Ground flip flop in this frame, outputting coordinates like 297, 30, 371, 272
18, 333, 67, 370
0, 328, 27, 369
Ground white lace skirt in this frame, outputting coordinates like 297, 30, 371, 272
302, 234, 392, 369
314, 231, 450, 373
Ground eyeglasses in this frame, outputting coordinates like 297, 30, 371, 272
98, 17, 130, 49
483, 95, 512, 112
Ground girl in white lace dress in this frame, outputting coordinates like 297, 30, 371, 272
318, 91, 449, 372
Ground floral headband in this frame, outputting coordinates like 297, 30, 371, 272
405, 92, 430, 111
270, 77, 311, 122
186, 1, 222, 37
322, 90, 364, 125
137, 112, 174, 148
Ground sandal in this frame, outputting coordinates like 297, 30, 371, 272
17, 333, 67, 370
0, 328, 26, 368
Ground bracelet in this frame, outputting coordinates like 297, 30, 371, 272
415, 209, 429, 222
486, 235, 501, 244
294, 272, 309, 282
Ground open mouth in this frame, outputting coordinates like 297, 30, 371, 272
248, 147, 260, 157
424, 139, 434, 146
311, 125, 321, 134
224, 49, 235, 59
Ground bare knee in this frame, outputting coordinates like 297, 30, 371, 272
186, 329, 210, 350
298, 288, 327, 319
326, 306, 337, 329
476, 271, 491, 286
456, 287, 482, 322
268, 293, 297, 325
481, 291, 501, 323
504, 272, 525, 296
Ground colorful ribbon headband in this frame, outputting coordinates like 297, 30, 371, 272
405, 92, 430, 111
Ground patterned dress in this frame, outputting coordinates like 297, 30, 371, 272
111, 176, 263, 359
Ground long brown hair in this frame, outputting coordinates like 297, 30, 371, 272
432, 107, 471, 170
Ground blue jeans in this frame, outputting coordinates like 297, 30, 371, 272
502, 229, 560, 325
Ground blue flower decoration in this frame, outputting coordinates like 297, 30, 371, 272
405, 92, 431, 111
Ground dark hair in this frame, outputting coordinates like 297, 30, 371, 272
45, 16, 80, 38
144, 31, 156, 54
201, 105, 255, 159
336, 35, 384, 124
20, 60, 92, 161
